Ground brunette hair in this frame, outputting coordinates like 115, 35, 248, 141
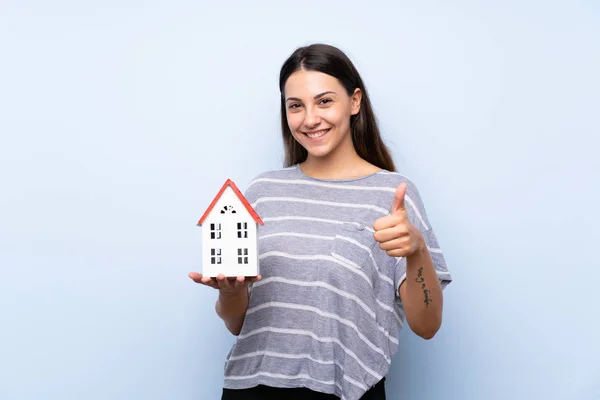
278, 43, 396, 171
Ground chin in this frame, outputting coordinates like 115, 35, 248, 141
302, 145, 334, 159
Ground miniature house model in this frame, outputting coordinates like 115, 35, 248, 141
197, 179, 263, 278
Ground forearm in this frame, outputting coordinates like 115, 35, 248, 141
401, 237, 443, 339
215, 289, 249, 335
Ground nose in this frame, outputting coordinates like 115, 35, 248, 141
303, 106, 321, 128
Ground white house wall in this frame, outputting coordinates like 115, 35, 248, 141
201, 186, 259, 277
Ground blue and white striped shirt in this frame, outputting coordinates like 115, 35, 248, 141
222, 164, 452, 400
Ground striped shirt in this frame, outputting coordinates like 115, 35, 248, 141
222, 164, 452, 400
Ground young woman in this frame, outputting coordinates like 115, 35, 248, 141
189, 43, 452, 400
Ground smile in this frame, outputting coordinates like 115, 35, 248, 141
303, 129, 330, 139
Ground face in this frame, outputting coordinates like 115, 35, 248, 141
283, 69, 361, 161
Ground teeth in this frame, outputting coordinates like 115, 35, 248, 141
306, 130, 328, 138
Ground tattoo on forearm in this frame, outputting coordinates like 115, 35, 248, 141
415, 267, 432, 308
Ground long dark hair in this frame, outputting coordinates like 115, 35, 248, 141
278, 43, 396, 172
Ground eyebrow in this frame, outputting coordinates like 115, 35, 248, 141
285, 91, 337, 102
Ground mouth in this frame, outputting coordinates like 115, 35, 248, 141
302, 128, 330, 139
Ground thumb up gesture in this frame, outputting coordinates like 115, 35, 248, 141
373, 183, 424, 258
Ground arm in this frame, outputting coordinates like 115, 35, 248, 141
399, 236, 443, 339
215, 286, 249, 336
189, 273, 260, 336
373, 182, 446, 340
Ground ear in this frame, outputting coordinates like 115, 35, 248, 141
351, 88, 362, 115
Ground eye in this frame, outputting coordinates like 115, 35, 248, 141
288, 103, 301, 110
319, 98, 333, 105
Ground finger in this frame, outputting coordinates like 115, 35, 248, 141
200, 275, 220, 289
189, 272, 219, 289
236, 274, 263, 287
374, 225, 408, 243
233, 276, 246, 289
385, 248, 407, 258
246, 275, 262, 284
373, 215, 398, 232
190, 272, 216, 286
391, 183, 407, 215
189, 272, 203, 283
378, 237, 406, 251
204, 279, 220, 289
216, 274, 234, 290
215, 274, 227, 288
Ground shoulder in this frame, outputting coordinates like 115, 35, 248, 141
245, 165, 297, 191
374, 170, 423, 199
242, 165, 297, 201
247, 165, 297, 184
374, 170, 431, 231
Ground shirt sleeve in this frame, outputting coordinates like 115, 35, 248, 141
394, 228, 452, 294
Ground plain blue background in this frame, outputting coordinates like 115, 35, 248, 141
1, 1, 599, 399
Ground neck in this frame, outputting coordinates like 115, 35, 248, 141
300, 135, 377, 179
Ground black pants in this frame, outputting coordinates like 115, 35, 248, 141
222, 378, 385, 400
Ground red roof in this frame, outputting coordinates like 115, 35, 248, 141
197, 179, 264, 226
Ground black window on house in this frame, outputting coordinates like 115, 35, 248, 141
220, 205, 236, 214
237, 222, 248, 238
211, 248, 222, 264
210, 223, 222, 239
237, 248, 248, 264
